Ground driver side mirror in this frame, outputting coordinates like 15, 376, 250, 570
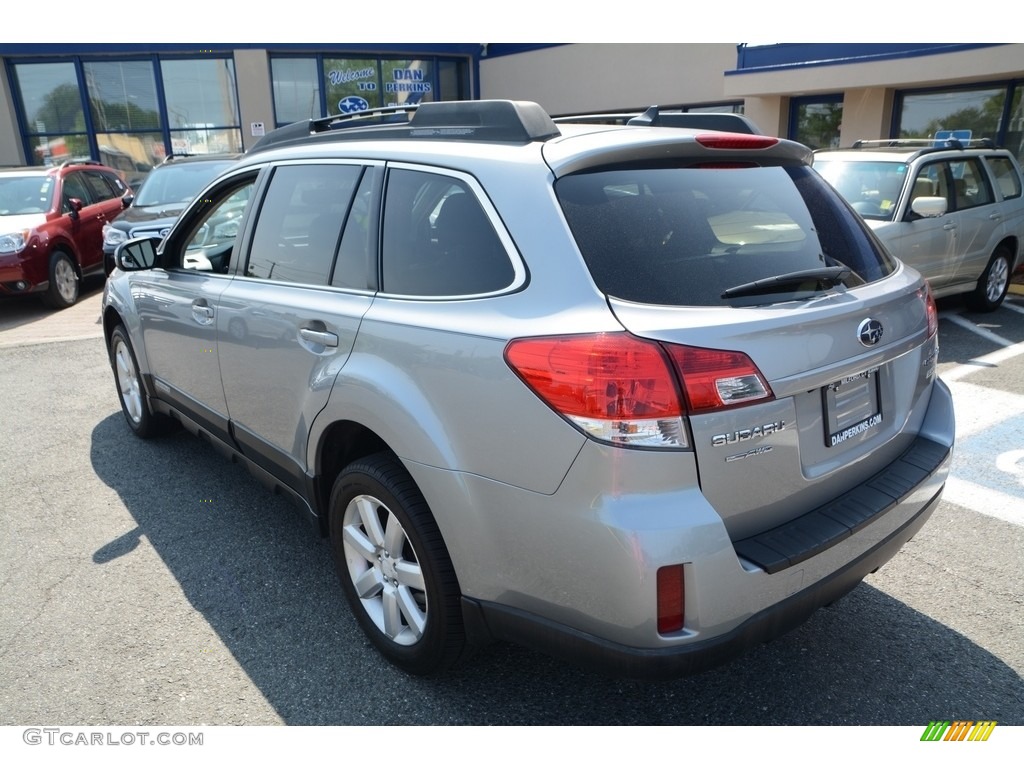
115, 236, 161, 271
68, 197, 83, 220
908, 196, 947, 220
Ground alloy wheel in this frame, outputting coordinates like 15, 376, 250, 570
114, 339, 144, 425
54, 256, 78, 304
986, 254, 1009, 304
341, 493, 427, 646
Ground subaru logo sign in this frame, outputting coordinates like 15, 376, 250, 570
858, 318, 884, 347
338, 96, 370, 114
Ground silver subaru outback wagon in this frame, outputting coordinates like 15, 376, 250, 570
102, 100, 954, 680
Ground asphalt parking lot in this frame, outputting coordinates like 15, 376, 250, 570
1, 277, 1022, 727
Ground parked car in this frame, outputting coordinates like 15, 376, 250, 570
102, 100, 953, 679
0, 160, 131, 308
102, 153, 242, 275
813, 138, 1024, 311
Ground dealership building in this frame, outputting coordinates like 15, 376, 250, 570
1, 42, 1022, 174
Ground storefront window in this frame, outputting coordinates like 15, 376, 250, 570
688, 103, 745, 114
324, 58, 381, 114
83, 61, 163, 181
84, 61, 160, 132
898, 87, 1005, 141
381, 58, 434, 107
274, 54, 466, 124
161, 58, 241, 137
272, 57, 321, 124
1000, 85, 1023, 164
13, 62, 87, 164
791, 97, 843, 150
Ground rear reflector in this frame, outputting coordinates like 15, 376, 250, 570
657, 565, 685, 634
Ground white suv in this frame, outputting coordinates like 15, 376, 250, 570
813, 139, 1024, 311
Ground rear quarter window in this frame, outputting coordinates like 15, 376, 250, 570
986, 156, 1023, 200
381, 168, 515, 297
557, 164, 896, 306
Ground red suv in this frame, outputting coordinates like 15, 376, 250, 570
0, 160, 131, 308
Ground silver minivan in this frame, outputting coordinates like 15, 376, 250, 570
102, 101, 954, 679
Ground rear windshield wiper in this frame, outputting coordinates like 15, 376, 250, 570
721, 266, 852, 300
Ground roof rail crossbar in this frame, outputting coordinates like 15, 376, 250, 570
850, 137, 998, 150
58, 158, 102, 169
250, 100, 560, 154
552, 107, 761, 135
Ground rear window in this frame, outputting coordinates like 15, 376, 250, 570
557, 164, 896, 307
812, 159, 908, 220
135, 161, 236, 207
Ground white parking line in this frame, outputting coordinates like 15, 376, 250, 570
941, 338, 1024, 382
941, 477, 1024, 527
940, 312, 1015, 347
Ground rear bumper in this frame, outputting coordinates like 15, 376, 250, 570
453, 371, 953, 679
463, 479, 944, 680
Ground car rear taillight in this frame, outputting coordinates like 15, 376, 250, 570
657, 564, 685, 634
919, 284, 938, 338
504, 333, 775, 447
504, 333, 688, 448
662, 344, 774, 414
696, 133, 779, 150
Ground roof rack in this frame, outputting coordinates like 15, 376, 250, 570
850, 137, 998, 150
553, 107, 762, 135
249, 100, 561, 154
58, 158, 103, 169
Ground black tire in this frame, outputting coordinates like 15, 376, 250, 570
328, 452, 465, 675
42, 250, 80, 309
965, 245, 1012, 312
108, 324, 173, 438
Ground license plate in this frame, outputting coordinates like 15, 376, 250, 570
822, 367, 882, 447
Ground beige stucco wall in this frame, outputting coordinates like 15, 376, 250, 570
838, 88, 894, 146
233, 49, 275, 152
479, 43, 740, 115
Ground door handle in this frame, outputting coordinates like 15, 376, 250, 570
300, 328, 339, 347
191, 300, 214, 325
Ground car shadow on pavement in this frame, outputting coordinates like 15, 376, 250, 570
0, 274, 105, 332
90, 413, 1024, 726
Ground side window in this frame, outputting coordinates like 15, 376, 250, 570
172, 177, 255, 273
381, 168, 514, 296
984, 156, 1021, 201
909, 162, 949, 208
246, 163, 362, 286
101, 171, 129, 198
61, 172, 93, 212
82, 171, 118, 203
332, 170, 375, 290
950, 158, 993, 210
